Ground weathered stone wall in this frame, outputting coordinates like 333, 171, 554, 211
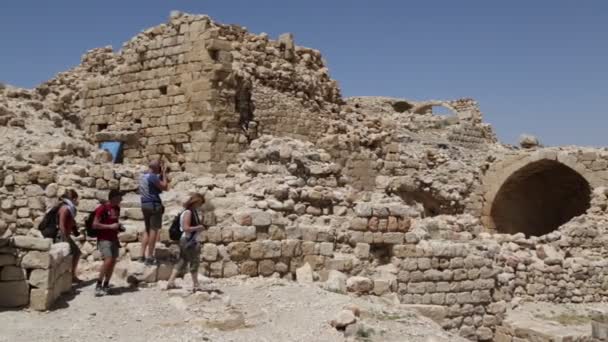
0, 237, 72, 310
81, 13, 341, 174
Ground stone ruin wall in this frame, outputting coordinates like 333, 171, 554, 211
81, 13, 341, 174
3, 11, 608, 341
0, 237, 72, 311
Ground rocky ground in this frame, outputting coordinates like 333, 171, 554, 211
0, 272, 465, 342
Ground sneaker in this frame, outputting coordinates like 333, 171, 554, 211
138, 257, 146, 263
145, 257, 158, 266
102, 285, 112, 295
94, 286, 106, 297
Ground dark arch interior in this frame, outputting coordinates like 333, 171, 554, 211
491, 160, 591, 237
392, 101, 413, 113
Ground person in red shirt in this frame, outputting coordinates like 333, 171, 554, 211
93, 190, 123, 296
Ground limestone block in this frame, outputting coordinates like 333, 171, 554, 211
354, 243, 370, 259
21, 251, 51, 269
232, 226, 256, 242
202, 244, 218, 261
29, 288, 53, 311
240, 261, 257, 277
382, 232, 405, 244
29, 269, 52, 289
126, 243, 143, 260
296, 263, 313, 283
323, 270, 347, 294
354, 203, 372, 217
0, 280, 29, 307
0, 266, 25, 281
157, 262, 173, 281
401, 304, 447, 324
223, 262, 239, 278
126, 262, 157, 284
346, 276, 373, 294
12, 236, 52, 251
350, 217, 368, 231
227, 242, 249, 260
258, 260, 275, 276
319, 242, 334, 256
281, 239, 301, 257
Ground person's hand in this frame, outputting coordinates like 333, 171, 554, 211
110, 223, 120, 230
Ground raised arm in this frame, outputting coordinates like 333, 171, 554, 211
153, 170, 169, 191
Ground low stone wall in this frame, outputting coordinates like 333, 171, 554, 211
0, 236, 72, 311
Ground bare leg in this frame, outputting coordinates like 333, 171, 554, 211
141, 231, 149, 259
167, 268, 179, 288
104, 258, 117, 283
72, 255, 81, 281
98, 257, 113, 283
191, 271, 199, 289
147, 230, 158, 259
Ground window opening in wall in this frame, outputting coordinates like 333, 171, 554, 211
370, 244, 392, 265
99, 141, 124, 164
209, 49, 219, 61
97, 123, 108, 131
159, 85, 167, 95
134, 119, 142, 124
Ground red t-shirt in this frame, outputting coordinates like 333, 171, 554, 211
95, 203, 120, 241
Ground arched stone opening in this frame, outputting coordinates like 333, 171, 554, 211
392, 101, 413, 113
490, 159, 591, 237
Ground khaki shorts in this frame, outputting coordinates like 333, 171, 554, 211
175, 240, 201, 274
141, 202, 164, 232
98, 240, 119, 259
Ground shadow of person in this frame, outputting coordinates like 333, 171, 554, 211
106, 285, 139, 296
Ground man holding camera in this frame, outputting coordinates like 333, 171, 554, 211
93, 189, 124, 297
139, 160, 169, 266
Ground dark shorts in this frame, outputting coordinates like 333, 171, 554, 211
141, 202, 164, 232
175, 240, 201, 274
98, 240, 119, 259
56, 232, 81, 259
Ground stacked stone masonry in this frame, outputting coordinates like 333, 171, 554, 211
0, 237, 72, 310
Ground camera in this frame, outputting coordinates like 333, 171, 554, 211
118, 224, 126, 233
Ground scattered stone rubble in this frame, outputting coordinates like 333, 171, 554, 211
1, 11, 608, 342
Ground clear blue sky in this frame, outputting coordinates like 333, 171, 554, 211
1, 1, 606, 146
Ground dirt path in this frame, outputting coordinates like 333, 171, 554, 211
0, 276, 463, 342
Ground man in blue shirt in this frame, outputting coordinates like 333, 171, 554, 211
139, 160, 169, 265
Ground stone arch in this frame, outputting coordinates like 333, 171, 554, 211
411, 101, 459, 116
482, 151, 597, 236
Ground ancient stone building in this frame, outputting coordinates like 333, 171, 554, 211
82, 13, 341, 174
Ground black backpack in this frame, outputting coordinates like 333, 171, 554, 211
38, 203, 64, 239
169, 210, 201, 241
84, 204, 109, 238
169, 211, 184, 241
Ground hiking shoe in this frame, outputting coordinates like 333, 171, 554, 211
138, 257, 146, 263
94, 286, 106, 297
102, 285, 112, 295
144, 257, 158, 266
